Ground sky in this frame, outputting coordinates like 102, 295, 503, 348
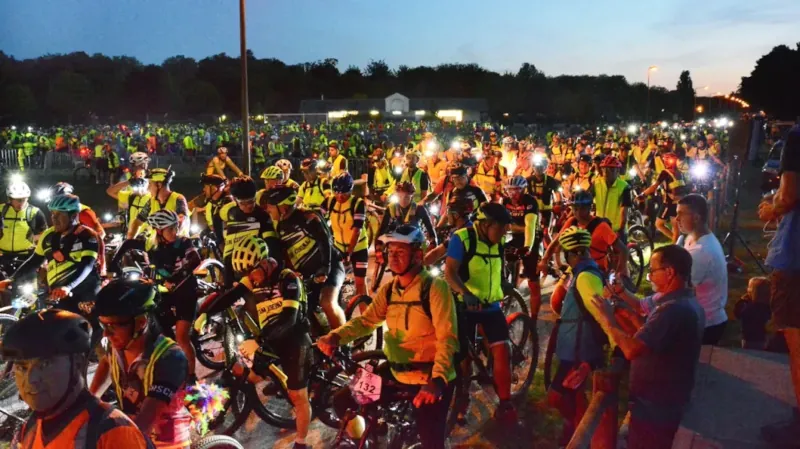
1, 0, 799, 95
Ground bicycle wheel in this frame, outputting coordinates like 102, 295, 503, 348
206, 372, 254, 436
73, 166, 91, 183
250, 363, 296, 429
0, 314, 19, 401
627, 244, 645, 291
193, 434, 244, 449
627, 224, 653, 266
344, 295, 383, 352
500, 284, 529, 317
370, 261, 387, 294
192, 316, 227, 371
507, 312, 537, 400
313, 350, 387, 429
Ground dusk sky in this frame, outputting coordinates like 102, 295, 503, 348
2, 0, 798, 95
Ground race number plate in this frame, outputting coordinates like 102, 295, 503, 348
349, 367, 382, 405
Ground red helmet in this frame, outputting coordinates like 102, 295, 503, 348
599, 156, 623, 168
396, 181, 416, 194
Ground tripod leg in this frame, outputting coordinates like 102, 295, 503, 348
732, 231, 768, 274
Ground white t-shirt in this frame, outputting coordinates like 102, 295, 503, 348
677, 233, 728, 326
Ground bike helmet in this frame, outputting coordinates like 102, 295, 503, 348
264, 186, 298, 207
146, 209, 179, 230
200, 173, 226, 187
447, 189, 476, 215
371, 149, 386, 162
558, 226, 592, 251
0, 310, 92, 360
275, 159, 292, 171
475, 202, 513, 225
405, 151, 420, 163
378, 224, 425, 248
229, 176, 257, 200
328, 141, 339, 150
148, 168, 174, 184
300, 158, 316, 171
6, 181, 31, 199
502, 136, 514, 145
231, 235, 269, 274
48, 194, 81, 214
94, 279, 158, 317
396, 181, 416, 194
593, 154, 606, 165
570, 190, 594, 206
217, 147, 229, 155
129, 152, 151, 167
600, 155, 623, 168
504, 175, 528, 190
53, 182, 74, 195
331, 172, 354, 193
578, 154, 593, 164
448, 163, 468, 177
260, 166, 285, 181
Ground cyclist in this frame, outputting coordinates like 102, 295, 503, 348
444, 202, 518, 424
424, 189, 476, 265
275, 158, 301, 190
528, 156, 563, 233
198, 236, 313, 449
473, 149, 506, 201
146, 209, 202, 382
539, 191, 629, 277
435, 164, 488, 227
128, 168, 190, 240
565, 154, 595, 196
205, 146, 244, 179
545, 227, 609, 446
377, 182, 437, 248
2, 310, 151, 449
257, 165, 287, 205
368, 149, 396, 202
327, 141, 348, 179
322, 172, 369, 297
297, 158, 332, 211
502, 176, 541, 317
593, 156, 632, 241
52, 182, 108, 274
0, 181, 47, 273
89, 279, 191, 448
318, 225, 458, 449
219, 176, 280, 286
199, 173, 229, 241
638, 151, 687, 242
399, 151, 430, 203
263, 186, 346, 329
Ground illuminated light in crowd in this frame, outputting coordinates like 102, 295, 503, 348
36, 188, 52, 202
393, 166, 403, 175
424, 150, 435, 158
451, 140, 460, 149
691, 161, 709, 180
698, 118, 706, 125
627, 124, 638, 134
415, 110, 426, 116
103, 212, 113, 222
628, 168, 637, 177
236, 334, 245, 343
389, 194, 399, 204
717, 117, 729, 127
429, 204, 440, 216
533, 153, 545, 166
316, 159, 326, 168
562, 174, 568, 180
190, 224, 201, 235
369, 110, 380, 116
680, 134, 687, 141
692, 126, 698, 130
21, 283, 35, 296
27, 126, 33, 132
391, 110, 402, 116
430, 266, 442, 277
394, 152, 401, 158
10, 174, 24, 184
10, 126, 16, 130
672, 123, 679, 129
660, 122, 668, 128
427, 141, 437, 151
607, 126, 614, 131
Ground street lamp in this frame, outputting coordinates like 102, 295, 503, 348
646, 65, 658, 122
694, 86, 709, 120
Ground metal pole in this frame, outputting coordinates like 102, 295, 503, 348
646, 72, 651, 123
239, 0, 251, 176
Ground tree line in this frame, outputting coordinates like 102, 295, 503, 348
0, 43, 796, 125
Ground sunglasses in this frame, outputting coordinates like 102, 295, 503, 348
98, 319, 134, 334
236, 198, 256, 206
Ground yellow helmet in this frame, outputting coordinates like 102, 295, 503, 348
558, 226, 592, 251
231, 235, 269, 274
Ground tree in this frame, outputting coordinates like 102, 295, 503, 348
675, 70, 694, 121
740, 44, 800, 118
47, 71, 93, 121
1, 84, 37, 121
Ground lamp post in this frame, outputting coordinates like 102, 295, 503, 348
239, 0, 251, 175
646, 66, 658, 123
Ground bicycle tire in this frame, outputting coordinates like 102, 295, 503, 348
627, 244, 645, 291
500, 284, 529, 317
206, 372, 254, 436
627, 224, 653, 266
314, 350, 387, 429
542, 321, 559, 390
344, 295, 383, 352
192, 317, 226, 371
0, 314, 19, 401
507, 312, 537, 400
192, 434, 244, 449
371, 261, 387, 294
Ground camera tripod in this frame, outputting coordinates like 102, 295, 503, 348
722, 155, 767, 274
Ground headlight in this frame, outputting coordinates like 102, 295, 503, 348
389, 194, 399, 204
316, 160, 326, 168
430, 266, 442, 277
691, 162, 709, 179
21, 283, 35, 296
427, 141, 437, 151
10, 174, 24, 184
628, 168, 638, 177
394, 166, 403, 175
36, 188, 52, 202
236, 334, 245, 343
533, 154, 545, 166
103, 212, 113, 222
627, 124, 638, 134
429, 204, 440, 215
190, 224, 201, 234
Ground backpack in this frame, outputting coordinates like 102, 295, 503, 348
570, 263, 610, 358
585, 216, 613, 256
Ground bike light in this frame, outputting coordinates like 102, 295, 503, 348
103, 212, 113, 222
394, 166, 403, 175
533, 153, 545, 166
429, 204, 440, 215
389, 194, 399, 204
10, 174, 24, 185
628, 168, 637, 177
691, 161, 709, 179
36, 188, 52, 202
190, 224, 201, 234
21, 283, 35, 296
236, 334, 245, 343
316, 159, 326, 168
430, 266, 441, 277
627, 124, 638, 134
427, 141, 437, 151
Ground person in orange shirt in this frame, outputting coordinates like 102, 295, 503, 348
2, 310, 151, 449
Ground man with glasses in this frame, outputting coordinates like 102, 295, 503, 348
591, 245, 704, 449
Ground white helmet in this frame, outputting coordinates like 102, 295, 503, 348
502, 136, 515, 145
6, 182, 31, 199
275, 159, 292, 171
377, 224, 425, 248
146, 209, 180, 230
129, 152, 151, 167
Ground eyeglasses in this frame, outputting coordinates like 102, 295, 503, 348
98, 320, 134, 335
236, 198, 256, 206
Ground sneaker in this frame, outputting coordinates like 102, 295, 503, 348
761, 407, 800, 447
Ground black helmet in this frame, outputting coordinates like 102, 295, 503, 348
94, 279, 158, 317
201, 173, 227, 187
578, 154, 593, 164
0, 310, 92, 360
570, 190, 594, 206
475, 202, 513, 225
229, 176, 257, 200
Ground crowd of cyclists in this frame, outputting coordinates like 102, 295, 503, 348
0, 119, 732, 449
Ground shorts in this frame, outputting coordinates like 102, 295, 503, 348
464, 307, 509, 345
258, 332, 312, 390
350, 248, 368, 278
508, 237, 541, 280
658, 202, 677, 220
157, 278, 199, 327
770, 269, 800, 329
548, 359, 604, 395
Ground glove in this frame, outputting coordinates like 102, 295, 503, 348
193, 313, 208, 333
239, 339, 260, 360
